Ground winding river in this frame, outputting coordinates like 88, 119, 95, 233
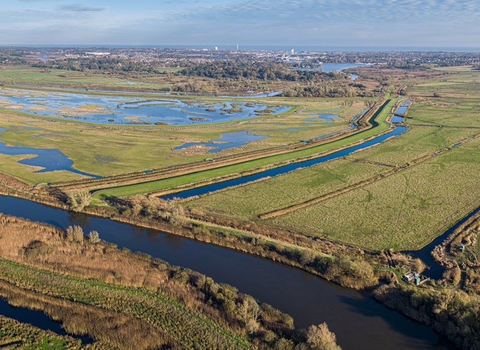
0, 195, 454, 349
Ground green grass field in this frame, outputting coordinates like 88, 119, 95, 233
349, 126, 478, 166
187, 158, 389, 221
0, 66, 177, 91
265, 136, 480, 250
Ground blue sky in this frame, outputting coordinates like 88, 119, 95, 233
1, 0, 479, 48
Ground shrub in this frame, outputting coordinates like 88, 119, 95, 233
65, 225, 84, 243
88, 230, 101, 244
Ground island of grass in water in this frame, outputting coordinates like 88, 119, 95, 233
0, 89, 290, 125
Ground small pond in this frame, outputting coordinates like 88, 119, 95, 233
174, 131, 268, 153
395, 101, 412, 116
306, 114, 341, 122
391, 115, 405, 124
0, 297, 93, 344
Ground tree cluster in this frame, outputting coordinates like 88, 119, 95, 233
374, 284, 480, 349
178, 60, 333, 82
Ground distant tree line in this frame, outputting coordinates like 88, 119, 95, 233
31, 57, 167, 74
177, 60, 338, 82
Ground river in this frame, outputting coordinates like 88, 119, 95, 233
0, 195, 453, 349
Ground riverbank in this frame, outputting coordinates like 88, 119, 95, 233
0, 195, 452, 349
0, 212, 320, 349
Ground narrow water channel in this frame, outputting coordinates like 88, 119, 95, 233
0, 298, 93, 344
0, 196, 454, 350
162, 126, 408, 200
408, 206, 480, 279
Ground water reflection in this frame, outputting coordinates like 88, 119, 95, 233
0, 195, 453, 350
163, 126, 408, 200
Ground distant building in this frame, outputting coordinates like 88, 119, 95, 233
86, 52, 110, 56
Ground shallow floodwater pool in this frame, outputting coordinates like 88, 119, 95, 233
174, 131, 268, 153
0, 128, 100, 178
0, 88, 290, 125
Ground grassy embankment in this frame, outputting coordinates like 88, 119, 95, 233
92, 97, 397, 198
0, 214, 319, 350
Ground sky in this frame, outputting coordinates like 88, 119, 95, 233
1, 0, 479, 48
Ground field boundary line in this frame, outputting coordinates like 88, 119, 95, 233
258, 132, 480, 220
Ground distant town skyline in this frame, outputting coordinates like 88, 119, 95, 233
1, 0, 479, 49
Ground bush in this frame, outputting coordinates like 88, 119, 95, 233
65, 225, 84, 243
88, 230, 101, 244
306, 323, 341, 350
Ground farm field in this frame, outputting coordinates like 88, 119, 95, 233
265, 135, 480, 250
184, 67, 480, 251
0, 65, 179, 91
187, 158, 390, 221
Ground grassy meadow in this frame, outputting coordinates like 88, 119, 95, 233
0, 87, 372, 184
265, 136, 480, 250
185, 68, 480, 251
187, 158, 389, 221
0, 65, 177, 91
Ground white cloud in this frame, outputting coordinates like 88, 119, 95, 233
1, 0, 479, 47
58, 4, 105, 12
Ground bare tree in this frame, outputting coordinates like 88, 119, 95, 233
306, 323, 341, 350
88, 230, 101, 244
68, 191, 92, 211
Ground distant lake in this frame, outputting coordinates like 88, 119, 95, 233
296, 63, 369, 77
322, 63, 369, 72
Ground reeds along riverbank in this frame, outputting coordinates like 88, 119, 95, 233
0, 213, 338, 350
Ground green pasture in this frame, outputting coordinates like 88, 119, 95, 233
408, 100, 480, 128
0, 66, 176, 90
265, 137, 480, 251
349, 126, 478, 166
186, 158, 389, 220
